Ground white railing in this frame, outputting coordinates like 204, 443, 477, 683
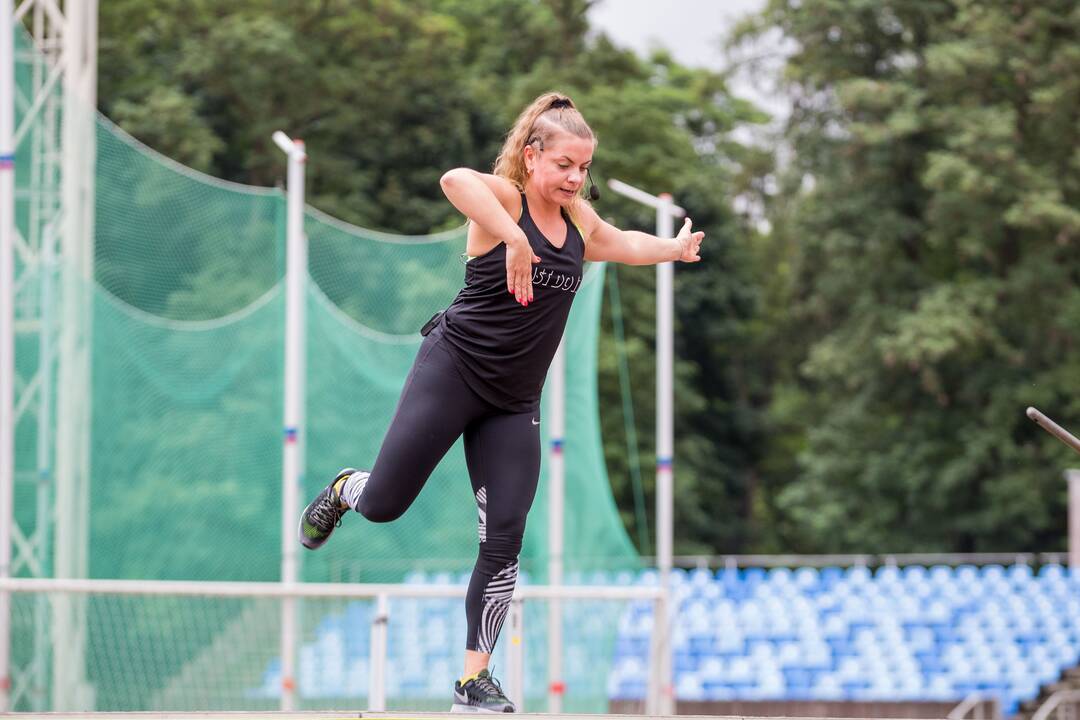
638, 551, 1070, 570
0, 576, 665, 713
1032, 689, 1080, 720
948, 692, 1000, 720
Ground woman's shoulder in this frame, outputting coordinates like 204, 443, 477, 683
569, 199, 601, 243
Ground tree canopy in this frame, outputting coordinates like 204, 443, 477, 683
733, 0, 1079, 552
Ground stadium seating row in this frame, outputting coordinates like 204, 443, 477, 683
251, 564, 1080, 714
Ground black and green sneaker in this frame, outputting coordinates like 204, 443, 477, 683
298, 468, 356, 550
451, 669, 516, 713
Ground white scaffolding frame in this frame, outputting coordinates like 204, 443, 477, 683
0, 0, 98, 711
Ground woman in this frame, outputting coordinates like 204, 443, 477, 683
298, 92, 703, 712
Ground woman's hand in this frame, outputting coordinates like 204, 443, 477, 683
506, 231, 541, 306
676, 218, 704, 262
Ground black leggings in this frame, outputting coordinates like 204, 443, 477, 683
350, 324, 541, 653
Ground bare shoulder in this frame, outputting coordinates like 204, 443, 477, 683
571, 199, 604, 241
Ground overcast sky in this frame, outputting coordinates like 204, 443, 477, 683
587, 0, 789, 122
587, 0, 789, 224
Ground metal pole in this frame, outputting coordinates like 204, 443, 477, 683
32, 226, 54, 713
547, 337, 566, 712
0, 0, 16, 708
1027, 408, 1080, 456
54, 1, 98, 707
1068, 470, 1080, 571
508, 597, 525, 712
646, 594, 664, 715
369, 593, 388, 711
607, 179, 683, 715
655, 194, 675, 716
274, 130, 307, 712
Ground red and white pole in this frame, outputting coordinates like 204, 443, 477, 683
274, 130, 307, 711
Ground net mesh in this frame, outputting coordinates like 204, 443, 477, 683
9, 26, 639, 711
8, 588, 633, 712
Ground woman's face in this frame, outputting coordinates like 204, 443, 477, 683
524, 132, 595, 207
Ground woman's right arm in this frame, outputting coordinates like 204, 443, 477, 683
439, 169, 523, 242
440, 169, 539, 306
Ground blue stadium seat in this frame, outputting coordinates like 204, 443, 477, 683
677, 672, 706, 700
1039, 563, 1066, 580
955, 564, 979, 585
1008, 564, 1034, 584
819, 566, 844, 590
902, 565, 928, 583
846, 566, 872, 586
927, 565, 953, 586
794, 566, 820, 591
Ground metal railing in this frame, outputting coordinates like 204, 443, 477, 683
0, 576, 665, 713
948, 693, 1001, 720
637, 552, 1071, 570
1032, 689, 1080, 720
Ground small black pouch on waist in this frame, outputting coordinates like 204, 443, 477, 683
420, 311, 444, 336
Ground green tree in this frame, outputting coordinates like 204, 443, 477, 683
735, 0, 1080, 552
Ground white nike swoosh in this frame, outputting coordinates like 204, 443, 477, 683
531, 418, 540, 425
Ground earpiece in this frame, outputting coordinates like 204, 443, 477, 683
587, 169, 600, 202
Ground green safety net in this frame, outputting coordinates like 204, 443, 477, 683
9, 27, 639, 712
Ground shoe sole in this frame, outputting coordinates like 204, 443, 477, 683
450, 705, 512, 713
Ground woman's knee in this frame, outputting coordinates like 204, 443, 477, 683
356, 496, 407, 523
479, 531, 523, 562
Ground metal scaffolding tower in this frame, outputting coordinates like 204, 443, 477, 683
0, 0, 97, 711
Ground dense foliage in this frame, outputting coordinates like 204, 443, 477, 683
734, 0, 1080, 552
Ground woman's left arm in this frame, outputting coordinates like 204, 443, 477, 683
578, 202, 703, 265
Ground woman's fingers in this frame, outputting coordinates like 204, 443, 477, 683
510, 265, 529, 305
677, 220, 702, 256
505, 241, 539, 305
682, 226, 704, 261
510, 268, 523, 303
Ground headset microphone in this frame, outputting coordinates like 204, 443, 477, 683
587, 169, 600, 201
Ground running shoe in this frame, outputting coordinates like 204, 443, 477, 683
451, 669, 516, 713
298, 468, 356, 550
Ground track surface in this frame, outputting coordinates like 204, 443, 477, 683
0, 713, 934, 720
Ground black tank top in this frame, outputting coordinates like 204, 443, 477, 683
440, 193, 586, 412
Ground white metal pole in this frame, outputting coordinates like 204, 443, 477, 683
0, 0, 16, 709
1068, 470, 1080, 571
655, 196, 675, 582
32, 228, 54, 713
52, 1, 98, 708
508, 597, 525, 711
274, 130, 307, 712
369, 593, 388, 711
655, 195, 676, 716
547, 337, 566, 712
606, 179, 683, 716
